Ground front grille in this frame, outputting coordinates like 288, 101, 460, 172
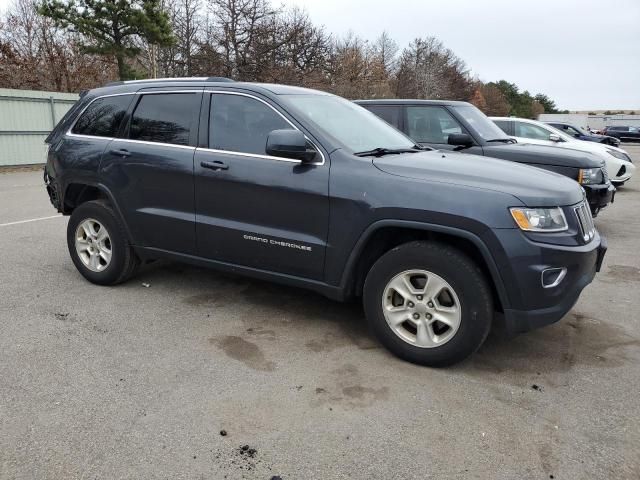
574, 202, 595, 242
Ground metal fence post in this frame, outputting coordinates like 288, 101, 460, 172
49, 96, 56, 127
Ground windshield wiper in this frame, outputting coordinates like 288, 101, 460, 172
354, 147, 422, 157
413, 144, 433, 151
486, 138, 516, 144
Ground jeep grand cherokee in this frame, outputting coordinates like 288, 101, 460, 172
44, 78, 606, 366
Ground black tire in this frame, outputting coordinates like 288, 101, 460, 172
67, 200, 139, 285
363, 241, 493, 367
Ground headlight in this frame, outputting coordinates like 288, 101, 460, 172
606, 149, 631, 162
510, 207, 568, 232
578, 168, 602, 185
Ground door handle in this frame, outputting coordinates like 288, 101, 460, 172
201, 160, 229, 171
109, 149, 131, 157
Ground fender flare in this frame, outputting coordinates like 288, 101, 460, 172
338, 219, 511, 309
62, 179, 135, 244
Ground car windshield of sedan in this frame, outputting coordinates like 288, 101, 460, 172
453, 105, 511, 141
282, 95, 416, 153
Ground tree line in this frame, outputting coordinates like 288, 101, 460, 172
0, 0, 566, 118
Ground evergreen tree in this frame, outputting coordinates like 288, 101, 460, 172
38, 0, 174, 80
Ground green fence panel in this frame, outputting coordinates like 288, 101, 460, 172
0, 88, 79, 166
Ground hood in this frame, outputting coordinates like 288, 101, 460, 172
590, 133, 612, 141
564, 138, 631, 161
373, 150, 585, 207
483, 142, 603, 168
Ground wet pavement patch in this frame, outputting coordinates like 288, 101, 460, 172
209, 335, 276, 371
605, 264, 640, 282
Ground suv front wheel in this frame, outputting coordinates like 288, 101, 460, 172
67, 200, 139, 285
363, 241, 493, 367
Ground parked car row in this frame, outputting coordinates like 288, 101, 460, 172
491, 116, 636, 186
544, 122, 621, 147
357, 99, 616, 215
44, 78, 608, 367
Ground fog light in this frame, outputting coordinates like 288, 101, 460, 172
541, 267, 567, 288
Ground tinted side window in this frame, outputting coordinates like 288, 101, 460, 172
129, 93, 199, 145
407, 106, 462, 143
515, 122, 551, 140
72, 95, 131, 137
493, 120, 511, 135
365, 105, 401, 129
210, 94, 292, 155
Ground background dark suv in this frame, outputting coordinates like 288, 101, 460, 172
602, 125, 640, 142
357, 99, 615, 216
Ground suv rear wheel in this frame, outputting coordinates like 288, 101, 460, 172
67, 200, 139, 285
363, 241, 493, 367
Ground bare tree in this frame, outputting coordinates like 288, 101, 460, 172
480, 83, 511, 116
393, 37, 472, 100
0, 0, 115, 91
205, 0, 278, 79
373, 31, 398, 75
0, 0, 562, 114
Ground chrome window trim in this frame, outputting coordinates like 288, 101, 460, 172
117, 138, 196, 150
197, 147, 301, 164
67, 90, 202, 140
65, 89, 327, 165
205, 90, 326, 166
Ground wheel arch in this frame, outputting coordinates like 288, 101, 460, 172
62, 181, 135, 244
340, 220, 510, 312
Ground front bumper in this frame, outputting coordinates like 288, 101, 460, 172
611, 162, 636, 183
493, 230, 606, 335
584, 182, 615, 214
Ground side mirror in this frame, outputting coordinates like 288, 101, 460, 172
266, 129, 316, 162
448, 133, 474, 148
549, 133, 561, 142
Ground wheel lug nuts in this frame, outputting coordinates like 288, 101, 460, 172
426, 314, 432, 320
428, 302, 434, 308
407, 302, 414, 308
417, 295, 423, 300
413, 313, 420, 320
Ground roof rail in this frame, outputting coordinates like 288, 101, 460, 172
103, 76, 234, 87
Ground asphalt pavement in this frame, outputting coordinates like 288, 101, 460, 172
1, 147, 639, 480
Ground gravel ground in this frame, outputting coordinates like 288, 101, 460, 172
1, 147, 639, 480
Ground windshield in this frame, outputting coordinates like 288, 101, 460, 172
281, 95, 415, 152
453, 105, 511, 141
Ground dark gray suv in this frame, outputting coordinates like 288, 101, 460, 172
357, 99, 615, 216
44, 78, 606, 366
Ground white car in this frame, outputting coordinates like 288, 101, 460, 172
491, 117, 635, 186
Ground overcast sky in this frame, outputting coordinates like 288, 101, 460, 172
1, 0, 638, 110
278, 0, 640, 111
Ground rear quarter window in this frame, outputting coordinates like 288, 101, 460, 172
71, 95, 132, 137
